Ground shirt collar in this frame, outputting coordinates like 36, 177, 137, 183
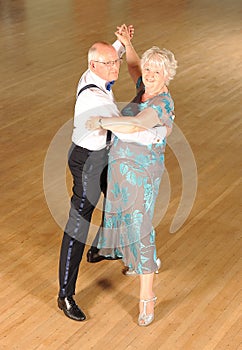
89, 70, 115, 92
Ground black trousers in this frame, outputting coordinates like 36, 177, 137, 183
58, 144, 108, 298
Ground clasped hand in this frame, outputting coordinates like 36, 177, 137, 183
115, 24, 133, 46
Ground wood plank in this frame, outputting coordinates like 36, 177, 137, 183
0, 0, 241, 349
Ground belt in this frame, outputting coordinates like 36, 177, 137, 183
73, 143, 111, 152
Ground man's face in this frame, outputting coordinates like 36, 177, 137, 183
90, 46, 121, 82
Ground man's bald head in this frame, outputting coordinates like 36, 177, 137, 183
88, 41, 117, 64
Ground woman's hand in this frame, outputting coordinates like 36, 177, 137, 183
127, 24, 135, 40
85, 117, 101, 130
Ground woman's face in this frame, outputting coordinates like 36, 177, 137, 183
142, 61, 167, 92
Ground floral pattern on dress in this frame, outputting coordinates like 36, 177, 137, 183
98, 78, 175, 274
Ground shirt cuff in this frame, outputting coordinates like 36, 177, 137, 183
112, 40, 126, 58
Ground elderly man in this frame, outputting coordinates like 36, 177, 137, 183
57, 28, 134, 321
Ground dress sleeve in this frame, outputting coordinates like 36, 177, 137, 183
148, 94, 175, 128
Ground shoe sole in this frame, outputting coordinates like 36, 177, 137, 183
87, 256, 122, 263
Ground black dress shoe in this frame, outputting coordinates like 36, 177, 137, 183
58, 296, 86, 321
87, 249, 122, 263
86, 249, 105, 263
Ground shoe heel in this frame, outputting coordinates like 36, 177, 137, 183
155, 258, 161, 274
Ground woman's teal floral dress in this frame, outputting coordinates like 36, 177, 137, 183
98, 79, 175, 274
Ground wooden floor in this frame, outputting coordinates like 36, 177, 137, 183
0, 0, 241, 349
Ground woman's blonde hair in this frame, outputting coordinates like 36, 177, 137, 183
141, 46, 178, 85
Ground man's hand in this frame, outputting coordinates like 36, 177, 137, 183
85, 117, 100, 130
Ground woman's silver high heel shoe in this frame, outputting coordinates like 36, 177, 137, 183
138, 296, 157, 326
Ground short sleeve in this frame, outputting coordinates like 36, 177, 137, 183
148, 94, 175, 128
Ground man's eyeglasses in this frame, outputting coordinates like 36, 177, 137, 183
92, 58, 123, 67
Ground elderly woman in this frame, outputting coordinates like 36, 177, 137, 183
86, 24, 177, 326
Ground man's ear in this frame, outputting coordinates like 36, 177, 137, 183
89, 61, 96, 70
